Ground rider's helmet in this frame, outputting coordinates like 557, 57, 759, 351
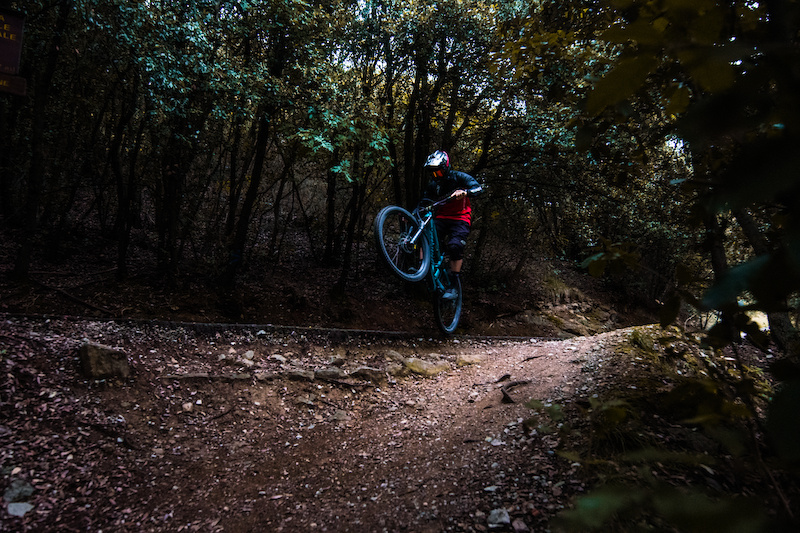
424, 150, 450, 179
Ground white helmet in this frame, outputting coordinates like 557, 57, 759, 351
424, 150, 450, 179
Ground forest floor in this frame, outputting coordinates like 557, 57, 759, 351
1, 235, 797, 532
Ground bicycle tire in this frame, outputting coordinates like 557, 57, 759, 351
374, 205, 431, 283
434, 273, 462, 334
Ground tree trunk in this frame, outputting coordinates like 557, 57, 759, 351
334, 181, 366, 294
323, 151, 340, 265
219, 112, 270, 288
109, 83, 140, 279
267, 158, 294, 261
704, 210, 739, 342
13, 0, 74, 279
403, 65, 422, 208
225, 118, 245, 236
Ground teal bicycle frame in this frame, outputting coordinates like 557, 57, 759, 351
415, 206, 452, 297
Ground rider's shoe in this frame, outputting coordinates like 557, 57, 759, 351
442, 287, 458, 300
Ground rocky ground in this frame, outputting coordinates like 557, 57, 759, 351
1, 312, 665, 532
3, 313, 796, 532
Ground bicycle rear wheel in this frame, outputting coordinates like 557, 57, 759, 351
374, 206, 430, 283
434, 273, 462, 334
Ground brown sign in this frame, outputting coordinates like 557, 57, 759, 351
0, 8, 25, 76
0, 72, 25, 95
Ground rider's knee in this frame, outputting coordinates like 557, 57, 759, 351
447, 239, 466, 260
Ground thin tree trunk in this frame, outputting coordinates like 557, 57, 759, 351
704, 210, 739, 342
13, 0, 74, 279
335, 181, 366, 294
220, 112, 270, 287
323, 150, 339, 265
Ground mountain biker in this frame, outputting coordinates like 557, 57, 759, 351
421, 150, 483, 300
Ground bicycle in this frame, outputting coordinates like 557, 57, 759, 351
374, 196, 463, 334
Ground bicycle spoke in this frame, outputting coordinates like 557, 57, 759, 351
374, 206, 430, 283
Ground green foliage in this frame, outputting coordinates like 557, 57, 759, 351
585, 55, 658, 117
555, 483, 767, 533
536, 325, 783, 531
581, 238, 641, 278
525, 398, 566, 435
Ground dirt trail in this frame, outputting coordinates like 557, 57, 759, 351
223, 336, 603, 532
1, 317, 618, 532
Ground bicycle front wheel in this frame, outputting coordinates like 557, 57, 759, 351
374, 206, 431, 283
434, 273, 462, 334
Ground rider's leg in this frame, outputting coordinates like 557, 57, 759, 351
442, 222, 469, 300
445, 221, 469, 275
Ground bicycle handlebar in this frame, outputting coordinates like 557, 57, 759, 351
416, 195, 458, 215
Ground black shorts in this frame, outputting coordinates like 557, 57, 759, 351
434, 219, 470, 261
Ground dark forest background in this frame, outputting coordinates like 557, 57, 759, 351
2, 1, 800, 528
3, 1, 799, 334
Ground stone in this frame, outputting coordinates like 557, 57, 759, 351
331, 410, 351, 422
403, 357, 450, 377
328, 356, 346, 367
221, 373, 251, 381
386, 363, 408, 377
315, 368, 348, 380
4, 479, 34, 503
7, 502, 34, 517
286, 369, 315, 382
384, 349, 404, 363
487, 508, 511, 528
350, 366, 387, 383
79, 341, 131, 379
512, 518, 530, 532
456, 353, 484, 366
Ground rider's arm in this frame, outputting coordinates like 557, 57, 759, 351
453, 171, 483, 197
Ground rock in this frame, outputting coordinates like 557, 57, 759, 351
630, 328, 655, 351
330, 410, 351, 422
384, 349, 404, 363
7, 502, 34, 517
488, 508, 511, 528
350, 366, 387, 383
328, 356, 346, 367
286, 369, 315, 382
243, 350, 255, 360
315, 368, 347, 380
386, 363, 408, 377
79, 341, 131, 379
4, 479, 34, 503
512, 518, 530, 532
295, 395, 315, 406
403, 357, 450, 377
456, 353, 484, 366
270, 354, 288, 363
220, 372, 251, 381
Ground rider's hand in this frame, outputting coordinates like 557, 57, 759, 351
450, 189, 467, 199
